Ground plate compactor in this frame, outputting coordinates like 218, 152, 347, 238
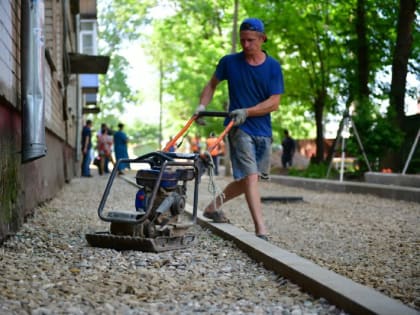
85, 112, 233, 252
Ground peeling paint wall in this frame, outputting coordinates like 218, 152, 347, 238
0, 107, 23, 238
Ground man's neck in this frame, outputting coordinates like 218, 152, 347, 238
244, 50, 266, 66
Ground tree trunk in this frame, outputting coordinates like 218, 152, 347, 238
314, 89, 326, 163
356, 0, 369, 99
389, 0, 416, 128
230, 0, 239, 55
387, 0, 416, 170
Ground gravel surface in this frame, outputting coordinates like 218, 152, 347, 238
0, 174, 348, 315
191, 174, 420, 311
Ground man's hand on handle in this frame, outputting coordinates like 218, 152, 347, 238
194, 104, 206, 125
229, 109, 248, 126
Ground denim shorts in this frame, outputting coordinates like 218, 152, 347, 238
228, 127, 272, 180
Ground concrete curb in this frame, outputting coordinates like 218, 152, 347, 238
189, 205, 419, 315
269, 175, 420, 203
364, 172, 420, 188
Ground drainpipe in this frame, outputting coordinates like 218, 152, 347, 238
75, 14, 82, 162
21, 0, 47, 163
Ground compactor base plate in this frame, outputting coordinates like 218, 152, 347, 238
85, 232, 196, 252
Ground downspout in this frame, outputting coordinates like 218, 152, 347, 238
74, 14, 82, 162
61, 0, 70, 180
21, 0, 47, 163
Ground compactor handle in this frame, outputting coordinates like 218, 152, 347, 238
205, 120, 234, 155
162, 111, 230, 152
195, 111, 230, 118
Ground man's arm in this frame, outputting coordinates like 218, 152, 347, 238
199, 75, 220, 106
245, 94, 281, 117
83, 135, 90, 153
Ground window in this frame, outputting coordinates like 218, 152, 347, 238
79, 20, 97, 55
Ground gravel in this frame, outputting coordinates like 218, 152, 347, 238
191, 174, 419, 311
1, 168, 418, 314
0, 174, 349, 315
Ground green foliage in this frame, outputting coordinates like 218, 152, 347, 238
288, 162, 336, 179
146, 1, 232, 128
96, 0, 419, 170
132, 142, 160, 157
347, 102, 404, 171
126, 121, 160, 143
97, 0, 155, 124
406, 156, 420, 174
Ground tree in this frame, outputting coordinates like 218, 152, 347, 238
95, 0, 419, 173
97, 0, 156, 124
389, 0, 417, 128
260, 1, 346, 162
146, 0, 233, 138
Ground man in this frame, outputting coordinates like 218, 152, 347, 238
196, 18, 284, 240
281, 129, 296, 168
114, 123, 130, 175
81, 119, 93, 177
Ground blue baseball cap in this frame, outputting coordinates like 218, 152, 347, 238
240, 18, 265, 33
240, 18, 267, 42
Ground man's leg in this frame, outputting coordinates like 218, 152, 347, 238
81, 153, 90, 176
100, 157, 105, 175
104, 157, 110, 173
203, 174, 267, 235
243, 173, 266, 236
204, 179, 244, 213
213, 155, 219, 175
81, 154, 85, 175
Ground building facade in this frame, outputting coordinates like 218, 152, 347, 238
0, 0, 108, 242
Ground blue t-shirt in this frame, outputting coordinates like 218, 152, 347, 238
81, 126, 92, 150
215, 51, 284, 137
113, 130, 128, 150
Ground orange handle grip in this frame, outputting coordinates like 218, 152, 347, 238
162, 115, 198, 152
206, 120, 235, 155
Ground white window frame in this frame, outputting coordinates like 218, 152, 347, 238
79, 19, 97, 55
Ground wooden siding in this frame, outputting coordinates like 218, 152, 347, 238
0, 0, 20, 107
80, 0, 97, 18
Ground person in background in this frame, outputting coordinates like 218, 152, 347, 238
166, 137, 177, 152
81, 119, 93, 177
195, 18, 284, 241
113, 123, 130, 175
206, 132, 222, 176
190, 134, 201, 154
281, 129, 296, 169
98, 126, 115, 175
96, 123, 110, 173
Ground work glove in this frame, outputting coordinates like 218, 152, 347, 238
195, 104, 206, 125
229, 109, 248, 126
